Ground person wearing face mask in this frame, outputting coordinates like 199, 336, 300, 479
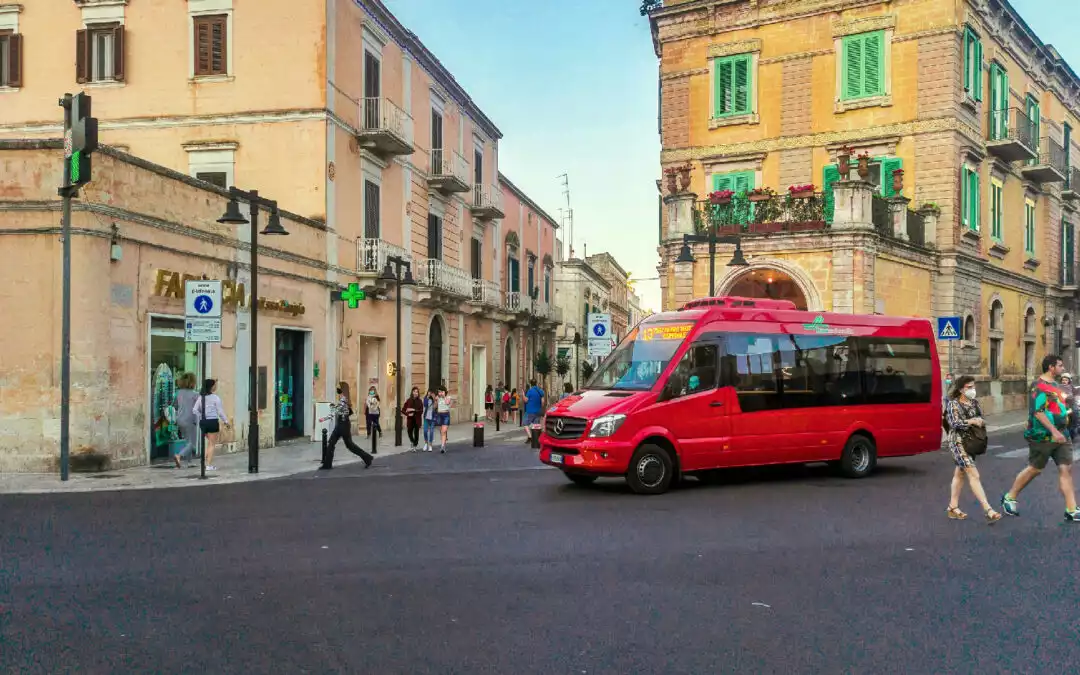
402, 387, 424, 451
364, 387, 382, 439
943, 376, 1002, 523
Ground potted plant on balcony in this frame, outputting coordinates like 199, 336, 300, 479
709, 189, 735, 205
663, 166, 679, 195
788, 184, 816, 199
677, 162, 693, 191
891, 168, 905, 195
747, 187, 775, 203
918, 201, 941, 216
837, 145, 854, 179
857, 151, 871, 180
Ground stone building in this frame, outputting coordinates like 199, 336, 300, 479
647, 0, 1080, 413
585, 253, 631, 341
554, 257, 613, 388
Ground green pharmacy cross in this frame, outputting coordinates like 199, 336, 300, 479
340, 283, 366, 309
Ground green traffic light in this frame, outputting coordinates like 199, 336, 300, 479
341, 283, 365, 308
70, 151, 81, 183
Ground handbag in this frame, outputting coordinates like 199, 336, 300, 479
960, 401, 988, 456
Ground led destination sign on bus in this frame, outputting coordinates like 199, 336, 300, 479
640, 324, 693, 342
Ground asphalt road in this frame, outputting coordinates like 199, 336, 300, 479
3, 426, 1079, 674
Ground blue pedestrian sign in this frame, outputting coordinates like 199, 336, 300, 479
193, 295, 214, 314
937, 317, 961, 341
592, 323, 606, 337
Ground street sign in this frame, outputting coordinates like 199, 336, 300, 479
588, 338, 612, 358
937, 317, 961, 341
185, 280, 223, 318
588, 313, 611, 339
185, 318, 222, 343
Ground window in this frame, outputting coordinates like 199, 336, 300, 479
1025, 199, 1036, 256
361, 50, 380, 129
667, 344, 719, 398
544, 268, 551, 303
507, 257, 520, 293
990, 180, 1003, 241
587, 322, 690, 391
989, 300, 1003, 380
712, 53, 752, 118
473, 148, 483, 185
963, 27, 983, 102
961, 165, 981, 231
431, 108, 443, 153
470, 237, 482, 280
989, 63, 1009, 139
527, 256, 535, 295
0, 31, 22, 88
1063, 220, 1075, 286
426, 213, 442, 260
1066, 123, 1073, 190
193, 14, 227, 76
1025, 307, 1036, 335
196, 172, 227, 188
841, 31, 885, 101
858, 338, 933, 405
364, 180, 380, 239
964, 315, 976, 342
77, 24, 125, 83
1026, 95, 1040, 165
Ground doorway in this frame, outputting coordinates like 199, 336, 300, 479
429, 316, 445, 393
148, 317, 198, 462
275, 329, 307, 440
504, 334, 516, 390
471, 345, 487, 418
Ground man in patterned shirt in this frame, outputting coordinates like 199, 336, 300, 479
1001, 354, 1080, 521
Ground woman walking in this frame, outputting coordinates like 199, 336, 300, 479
421, 389, 437, 452
192, 379, 230, 472
435, 386, 452, 453
321, 382, 373, 470
402, 386, 424, 451
173, 373, 199, 468
484, 384, 494, 421
944, 376, 1002, 523
364, 386, 382, 438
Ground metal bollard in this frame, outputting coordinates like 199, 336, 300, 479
518, 407, 523, 427
321, 427, 329, 467
495, 410, 500, 431
530, 424, 542, 449
371, 426, 378, 455
474, 414, 484, 447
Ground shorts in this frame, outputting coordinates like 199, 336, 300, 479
201, 419, 220, 435
485, 402, 494, 410
524, 412, 542, 426
435, 413, 451, 427
1028, 441, 1074, 470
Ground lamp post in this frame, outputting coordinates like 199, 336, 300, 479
217, 188, 290, 473
572, 331, 581, 388
675, 232, 750, 297
380, 255, 416, 447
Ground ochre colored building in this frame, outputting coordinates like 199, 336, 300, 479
648, 0, 1080, 413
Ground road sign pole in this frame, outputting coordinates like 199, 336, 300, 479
199, 343, 207, 480
58, 93, 73, 482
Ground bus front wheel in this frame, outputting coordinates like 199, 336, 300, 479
838, 435, 877, 478
626, 444, 674, 495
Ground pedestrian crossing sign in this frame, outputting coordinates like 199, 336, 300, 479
937, 317, 961, 341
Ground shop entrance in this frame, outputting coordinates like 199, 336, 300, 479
275, 329, 307, 440
148, 317, 198, 462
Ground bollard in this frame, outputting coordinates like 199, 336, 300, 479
530, 423, 542, 449
518, 407, 523, 427
371, 427, 378, 455
495, 411, 500, 431
474, 414, 484, 447
321, 427, 329, 467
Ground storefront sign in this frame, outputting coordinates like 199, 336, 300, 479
152, 269, 305, 316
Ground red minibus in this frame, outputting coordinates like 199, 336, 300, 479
540, 296, 942, 494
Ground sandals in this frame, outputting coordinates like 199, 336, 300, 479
947, 506, 968, 520
985, 508, 1002, 524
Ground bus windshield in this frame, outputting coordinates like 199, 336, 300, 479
587, 322, 694, 391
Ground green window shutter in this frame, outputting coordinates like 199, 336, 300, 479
963, 31, 972, 92
731, 172, 754, 195
842, 35, 863, 100
864, 32, 884, 97
880, 157, 902, 197
713, 173, 734, 192
991, 184, 1002, 240
823, 164, 841, 224
715, 58, 733, 116
961, 168, 969, 229
973, 38, 983, 102
733, 55, 751, 114
971, 170, 981, 231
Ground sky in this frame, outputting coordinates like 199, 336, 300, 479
382, 0, 1078, 314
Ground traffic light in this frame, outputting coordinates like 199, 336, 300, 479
66, 93, 98, 188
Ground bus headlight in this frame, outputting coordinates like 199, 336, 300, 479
588, 414, 626, 438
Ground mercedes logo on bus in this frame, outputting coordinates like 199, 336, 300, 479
553, 419, 565, 435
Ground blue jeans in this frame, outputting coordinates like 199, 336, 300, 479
423, 419, 436, 444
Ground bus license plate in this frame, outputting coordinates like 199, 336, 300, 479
550, 452, 564, 464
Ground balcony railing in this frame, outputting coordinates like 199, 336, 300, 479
428, 149, 470, 194
1065, 166, 1080, 200
505, 290, 532, 314
987, 107, 1037, 162
357, 238, 411, 274
358, 97, 414, 156
905, 208, 927, 246
470, 184, 505, 219
416, 258, 472, 298
1022, 137, 1068, 183
693, 193, 827, 235
471, 278, 501, 306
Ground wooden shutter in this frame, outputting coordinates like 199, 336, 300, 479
112, 25, 125, 82
712, 173, 733, 192
470, 238, 481, 279
75, 29, 88, 83
881, 157, 902, 197
733, 56, 750, 114
7, 34, 21, 88
427, 214, 441, 259
823, 164, 841, 224
972, 38, 983, 101
474, 148, 483, 184
431, 109, 443, 150
843, 36, 863, 99
364, 181, 380, 239
194, 16, 226, 76
963, 31, 971, 92
970, 170, 980, 231
864, 33, 883, 97
715, 58, 732, 116
733, 172, 754, 195
195, 18, 210, 75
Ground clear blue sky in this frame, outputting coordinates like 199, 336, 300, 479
382, 0, 1078, 314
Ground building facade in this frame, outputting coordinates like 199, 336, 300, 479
0, 0, 561, 442
584, 253, 631, 341
553, 257, 613, 388
648, 0, 1080, 413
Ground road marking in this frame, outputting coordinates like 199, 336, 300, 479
988, 444, 1004, 449
996, 448, 1080, 461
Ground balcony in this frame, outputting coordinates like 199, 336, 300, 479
1064, 166, 1080, 202
504, 290, 532, 316
470, 184, 505, 220
468, 278, 503, 316
357, 97, 414, 157
356, 238, 411, 293
427, 149, 470, 195
414, 258, 473, 308
693, 192, 827, 236
986, 107, 1037, 163
1021, 137, 1068, 184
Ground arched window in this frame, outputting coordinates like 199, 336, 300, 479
963, 315, 975, 342
989, 301, 1004, 380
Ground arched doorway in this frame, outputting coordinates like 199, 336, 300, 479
504, 335, 516, 388
428, 316, 444, 393
725, 268, 809, 310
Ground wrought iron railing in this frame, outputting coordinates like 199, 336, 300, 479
505, 290, 532, 313
1069, 166, 1080, 193
430, 148, 469, 183
1032, 137, 1069, 176
472, 184, 503, 212
357, 238, 411, 274
988, 107, 1035, 148
472, 278, 501, 306
359, 96, 414, 146
416, 258, 472, 297
692, 194, 827, 235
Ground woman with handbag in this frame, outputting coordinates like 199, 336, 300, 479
944, 376, 1002, 523
192, 379, 230, 472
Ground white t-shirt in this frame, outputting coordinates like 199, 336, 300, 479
366, 395, 380, 415
436, 395, 451, 414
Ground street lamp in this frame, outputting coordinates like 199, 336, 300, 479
380, 255, 416, 447
675, 232, 749, 297
217, 187, 290, 473
572, 331, 581, 388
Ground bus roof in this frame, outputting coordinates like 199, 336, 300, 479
642, 299, 933, 333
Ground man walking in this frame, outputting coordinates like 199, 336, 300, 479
1001, 354, 1080, 522
523, 379, 545, 443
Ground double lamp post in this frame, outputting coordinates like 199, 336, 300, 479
217, 188, 290, 473
380, 255, 415, 447
675, 231, 749, 297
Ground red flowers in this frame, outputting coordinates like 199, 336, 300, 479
788, 184, 816, 194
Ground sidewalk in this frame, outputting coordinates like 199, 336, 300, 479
0, 417, 530, 495
984, 408, 1028, 433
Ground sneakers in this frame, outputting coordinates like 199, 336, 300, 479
1000, 493, 1019, 517
1065, 509, 1080, 522
440, 445, 446, 454
206, 465, 218, 471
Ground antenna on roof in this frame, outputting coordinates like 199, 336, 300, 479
558, 173, 574, 259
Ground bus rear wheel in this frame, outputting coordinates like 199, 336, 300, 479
838, 434, 877, 478
626, 444, 674, 495
565, 473, 598, 487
